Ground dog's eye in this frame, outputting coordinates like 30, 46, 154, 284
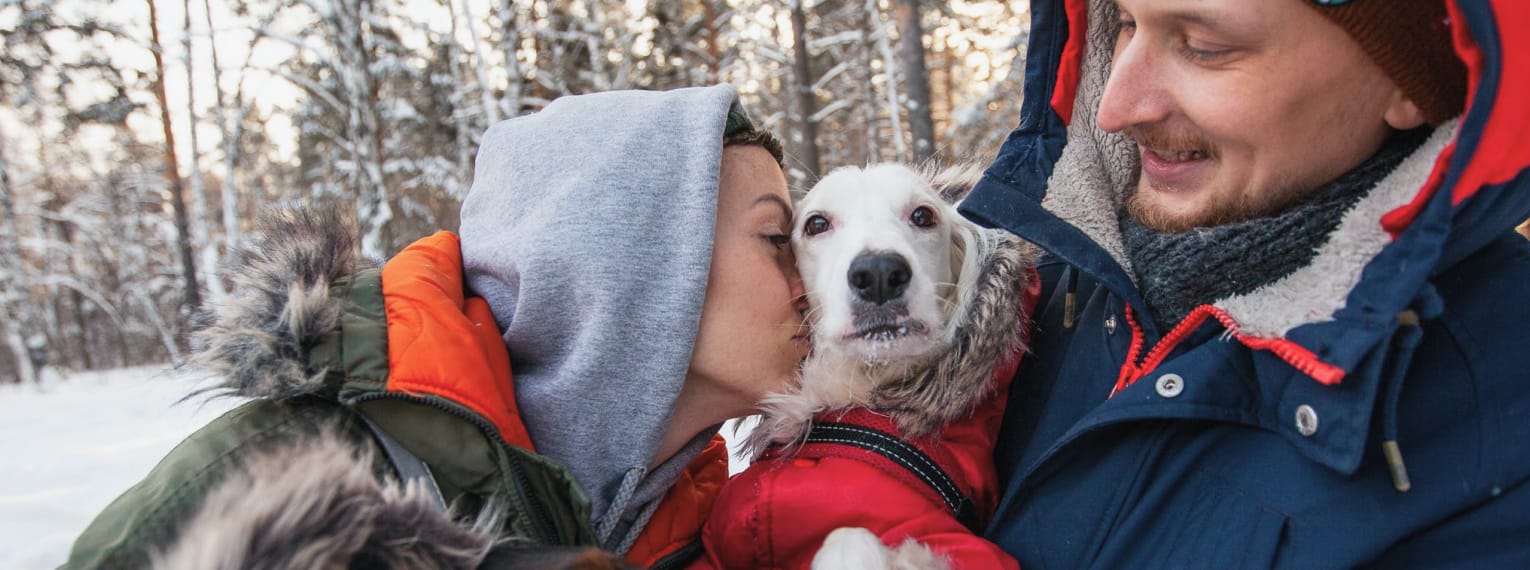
803, 214, 832, 236
910, 206, 937, 228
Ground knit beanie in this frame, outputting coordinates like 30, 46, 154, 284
1305, 0, 1468, 126
723, 108, 757, 138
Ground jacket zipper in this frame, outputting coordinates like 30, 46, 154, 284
347, 391, 561, 543
1111, 303, 1348, 397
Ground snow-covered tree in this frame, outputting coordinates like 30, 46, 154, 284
0, 0, 1032, 383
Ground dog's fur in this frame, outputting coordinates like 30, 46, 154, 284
742, 163, 1034, 569
746, 163, 1033, 454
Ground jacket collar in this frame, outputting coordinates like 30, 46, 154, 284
961, 0, 1530, 388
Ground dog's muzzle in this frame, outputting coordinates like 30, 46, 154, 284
848, 252, 911, 305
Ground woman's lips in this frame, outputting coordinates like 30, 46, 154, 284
792, 331, 812, 351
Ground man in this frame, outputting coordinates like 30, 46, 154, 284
961, 0, 1530, 567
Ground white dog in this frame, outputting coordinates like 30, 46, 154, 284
713, 163, 1033, 570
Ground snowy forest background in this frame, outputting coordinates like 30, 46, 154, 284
0, 0, 1031, 385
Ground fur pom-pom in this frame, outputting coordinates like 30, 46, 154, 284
189, 207, 377, 401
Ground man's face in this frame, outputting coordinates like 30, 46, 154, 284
1100, 0, 1414, 232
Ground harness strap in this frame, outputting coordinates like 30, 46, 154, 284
803, 422, 979, 532
357, 412, 448, 511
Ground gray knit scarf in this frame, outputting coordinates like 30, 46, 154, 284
1120, 128, 1429, 329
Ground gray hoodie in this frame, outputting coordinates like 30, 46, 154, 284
458, 85, 739, 553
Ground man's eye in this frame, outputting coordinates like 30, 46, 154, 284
803, 215, 832, 236
1180, 41, 1230, 62
767, 234, 791, 247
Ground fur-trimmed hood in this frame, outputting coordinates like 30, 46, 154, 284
190, 208, 378, 401
960, 0, 1530, 386
151, 430, 495, 570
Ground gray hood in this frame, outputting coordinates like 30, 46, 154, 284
458, 85, 738, 550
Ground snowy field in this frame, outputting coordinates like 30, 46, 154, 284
0, 365, 244, 570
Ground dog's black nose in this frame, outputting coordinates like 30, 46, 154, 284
848, 253, 912, 305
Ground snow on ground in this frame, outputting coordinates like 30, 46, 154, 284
0, 365, 244, 570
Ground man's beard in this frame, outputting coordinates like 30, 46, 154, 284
1122, 126, 1313, 233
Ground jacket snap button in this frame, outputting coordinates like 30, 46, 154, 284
1155, 373, 1184, 398
1295, 405, 1320, 437
1104, 315, 1118, 335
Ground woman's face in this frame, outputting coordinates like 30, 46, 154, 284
688, 145, 809, 415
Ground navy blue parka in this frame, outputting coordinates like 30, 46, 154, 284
961, 0, 1530, 567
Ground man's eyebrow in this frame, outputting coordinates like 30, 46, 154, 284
1161, 8, 1249, 35
755, 194, 793, 221
1165, 10, 1222, 28
1117, 1, 1234, 32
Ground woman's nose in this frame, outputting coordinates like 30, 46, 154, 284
786, 265, 808, 315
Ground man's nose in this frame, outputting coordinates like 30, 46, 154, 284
1096, 37, 1170, 133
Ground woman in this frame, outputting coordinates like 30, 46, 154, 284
64, 85, 807, 569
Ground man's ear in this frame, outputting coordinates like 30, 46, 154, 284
1384, 88, 1428, 130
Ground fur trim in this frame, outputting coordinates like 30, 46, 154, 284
748, 165, 1035, 453
866, 230, 1031, 435
152, 430, 495, 570
1041, 0, 1138, 278
189, 208, 377, 400
1042, 0, 1457, 335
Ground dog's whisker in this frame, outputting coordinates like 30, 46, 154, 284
807, 304, 826, 319
799, 304, 827, 325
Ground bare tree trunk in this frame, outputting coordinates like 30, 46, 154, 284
147, 0, 203, 315
457, 0, 501, 125
202, 0, 241, 267
789, 0, 821, 179
894, 0, 934, 164
0, 135, 40, 384
703, 1, 721, 82
329, 0, 391, 257
444, 0, 477, 182
52, 220, 95, 371
857, 2, 878, 164
941, 42, 955, 133
496, 0, 526, 118
183, 0, 224, 302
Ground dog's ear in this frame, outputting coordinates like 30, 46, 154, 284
920, 162, 986, 205
942, 215, 987, 338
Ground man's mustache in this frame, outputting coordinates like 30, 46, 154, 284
1121, 126, 1221, 160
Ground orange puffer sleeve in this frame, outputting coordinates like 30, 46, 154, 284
381, 231, 535, 450
626, 436, 731, 567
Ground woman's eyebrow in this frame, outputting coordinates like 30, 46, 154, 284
755, 194, 793, 221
